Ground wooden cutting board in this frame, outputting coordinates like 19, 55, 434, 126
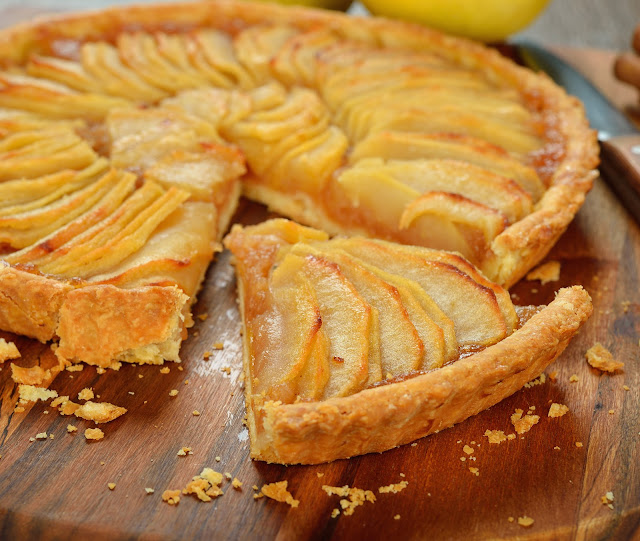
0, 9, 639, 540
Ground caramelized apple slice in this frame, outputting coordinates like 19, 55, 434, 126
290, 244, 426, 377
294, 253, 373, 398
340, 252, 453, 366
328, 237, 507, 347
353, 158, 532, 223
350, 131, 545, 201
250, 254, 326, 403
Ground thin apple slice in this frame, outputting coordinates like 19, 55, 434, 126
353, 158, 532, 223
250, 253, 324, 403
349, 131, 545, 201
328, 237, 507, 348
290, 244, 425, 377
294, 253, 374, 398
337, 251, 452, 367
370, 239, 518, 336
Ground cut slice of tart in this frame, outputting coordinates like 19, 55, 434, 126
225, 219, 593, 464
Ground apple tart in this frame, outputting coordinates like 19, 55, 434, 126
225, 219, 592, 464
0, 2, 596, 370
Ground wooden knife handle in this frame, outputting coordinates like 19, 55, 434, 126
600, 135, 640, 194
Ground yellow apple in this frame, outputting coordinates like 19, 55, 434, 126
361, 0, 551, 42
252, 0, 353, 11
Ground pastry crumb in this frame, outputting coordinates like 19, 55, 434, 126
213, 342, 224, 350
108, 483, 116, 490
177, 446, 192, 457
469, 467, 479, 476
74, 401, 127, 423
322, 485, 375, 516
162, 489, 181, 505
84, 428, 104, 441
569, 374, 579, 383
66, 424, 77, 433
317, 473, 324, 478
608, 409, 615, 415
378, 481, 408, 494
183, 468, 224, 501
394, 514, 401, 520
484, 430, 507, 444
508, 516, 514, 523
221, 366, 231, 375
78, 388, 94, 401
331, 508, 340, 518
623, 385, 630, 391
192, 410, 200, 416
526, 260, 560, 284
511, 409, 540, 434
169, 389, 179, 397
35, 432, 48, 440
261, 481, 299, 508
548, 403, 569, 418
575, 441, 583, 447
66, 364, 84, 372
463, 445, 474, 455
145, 487, 155, 494
232, 478, 243, 489
523, 373, 546, 389
0, 338, 20, 362
197, 313, 208, 321
518, 516, 534, 527
586, 343, 624, 373
18, 384, 58, 403
601, 491, 614, 510
160, 367, 170, 374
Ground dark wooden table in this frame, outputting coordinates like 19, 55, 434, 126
0, 4, 639, 540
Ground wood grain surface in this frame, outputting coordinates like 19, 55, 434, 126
1, 6, 640, 541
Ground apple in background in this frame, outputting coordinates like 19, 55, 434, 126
361, 0, 551, 42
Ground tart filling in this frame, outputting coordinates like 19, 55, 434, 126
225, 219, 592, 464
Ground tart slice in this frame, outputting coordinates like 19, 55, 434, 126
225, 219, 592, 464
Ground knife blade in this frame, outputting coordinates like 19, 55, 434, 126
516, 41, 640, 221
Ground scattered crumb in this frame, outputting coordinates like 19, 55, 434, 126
66, 364, 84, 372
526, 260, 560, 284
224, 472, 232, 480
145, 488, 155, 494
253, 493, 264, 500
463, 444, 474, 455
252, 485, 259, 491
518, 516, 534, 527
128, 391, 135, 395
215, 456, 221, 462
192, 410, 200, 416
511, 409, 540, 434
601, 491, 614, 509
460, 457, 466, 462
394, 514, 401, 520
177, 447, 193, 457
203, 351, 212, 360
35, 432, 48, 440
331, 508, 340, 518
84, 428, 104, 441
549, 371, 558, 381
508, 517, 514, 523
261, 481, 299, 508
18, 384, 57, 403
78, 388, 94, 401
586, 343, 624, 373
608, 409, 615, 415
169, 389, 179, 397
322, 485, 375, 516
14, 406, 25, 413
621, 300, 631, 313
49, 433, 54, 439
569, 374, 579, 383
138, 374, 143, 379
162, 490, 181, 506
576, 442, 583, 448
484, 430, 507, 444
74, 401, 127, 423
469, 467, 479, 476
317, 473, 324, 478
548, 403, 569, 418
378, 481, 408, 494
183, 468, 224, 502
96, 367, 106, 374
160, 367, 170, 374
232, 478, 243, 489
623, 385, 630, 391
507, 433, 516, 440
221, 366, 231, 375
108, 483, 116, 491
178, 366, 183, 371
213, 342, 224, 350
197, 313, 208, 321
554, 446, 561, 450
0, 338, 20, 362
29, 437, 35, 442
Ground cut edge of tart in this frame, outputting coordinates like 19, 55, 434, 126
225, 219, 593, 465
